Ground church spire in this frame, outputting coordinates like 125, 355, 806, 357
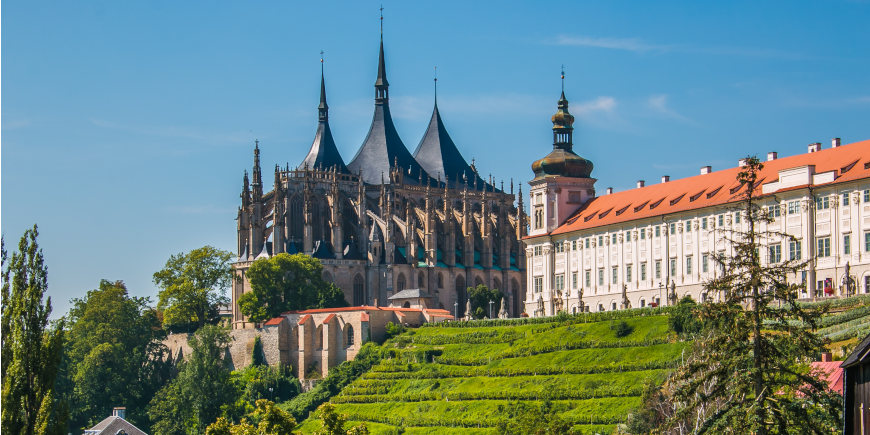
375, 6, 389, 103
252, 140, 262, 195
319, 51, 328, 122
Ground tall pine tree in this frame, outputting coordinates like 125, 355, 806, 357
1, 226, 67, 435
663, 158, 841, 433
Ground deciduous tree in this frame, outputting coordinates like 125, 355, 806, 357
154, 246, 233, 332
238, 254, 346, 323
467, 284, 503, 319
60, 280, 168, 431
1, 226, 68, 435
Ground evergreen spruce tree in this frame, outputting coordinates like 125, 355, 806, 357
1, 226, 68, 435
664, 158, 840, 433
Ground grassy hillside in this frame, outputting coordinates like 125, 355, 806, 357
294, 296, 870, 434
298, 310, 688, 434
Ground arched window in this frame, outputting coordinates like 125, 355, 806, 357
611, 302, 617, 311
493, 278, 501, 292
418, 273, 425, 289
345, 325, 354, 348
315, 325, 323, 350
598, 304, 605, 312
397, 274, 406, 291
289, 195, 304, 240
640, 298, 646, 308
511, 278, 521, 317
353, 275, 365, 306
402, 301, 411, 308
474, 276, 484, 287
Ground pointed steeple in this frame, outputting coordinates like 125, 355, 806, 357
347, 12, 430, 185
299, 57, 349, 173
252, 140, 263, 198
375, 7, 389, 102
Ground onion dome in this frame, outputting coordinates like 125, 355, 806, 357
531, 89, 594, 179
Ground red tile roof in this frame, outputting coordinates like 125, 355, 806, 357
545, 139, 870, 236
810, 361, 844, 395
360, 312, 370, 321
264, 317, 284, 326
296, 314, 311, 325
322, 313, 336, 324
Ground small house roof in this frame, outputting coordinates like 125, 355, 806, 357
86, 416, 148, 435
388, 288, 433, 300
842, 333, 870, 368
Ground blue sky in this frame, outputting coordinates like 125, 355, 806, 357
3, 1, 869, 317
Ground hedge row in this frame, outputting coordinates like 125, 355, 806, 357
361, 360, 680, 380
422, 306, 675, 329
333, 387, 644, 403
817, 315, 870, 336
825, 322, 870, 342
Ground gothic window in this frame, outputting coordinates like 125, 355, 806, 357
418, 273, 425, 289
345, 325, 355, 348
474, 276, 484, 288
397, 274, 406, 291
493, 278, 502, 291
511, 278, 520, 316
315, 325, 323, 350
353, 274, 364, 306
438, 273, 444, 289
290, 195, 304, 240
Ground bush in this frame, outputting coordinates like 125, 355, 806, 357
384, 322, 405, 341
614, 321, 634, 338
669, 295, 703, 335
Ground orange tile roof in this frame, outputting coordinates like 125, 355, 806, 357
322, 313, 336, 324
360, 312, 370, 321
264, 317, 284, 326
548, 139, 870, 236
296, 314, 311, 325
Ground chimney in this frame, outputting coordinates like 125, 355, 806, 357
112, 407, 126, 420
606, 187, 613, 195
636, 180, 645, 188
661, 175, 670, 183
821, 352, 833, 362
767, 152, 777, 161
738, 158, 748, 167
700, 166, 711, 175
808, 142, 822, 153
832, 137, 841, 148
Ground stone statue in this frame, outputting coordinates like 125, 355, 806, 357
464, 299, 473, 321
498, 296, 508, 319
669, 280, 678, 306
843, 262, 856, 296
578, 287, 585, 313
621, 284, 631, 310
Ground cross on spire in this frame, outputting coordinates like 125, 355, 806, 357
561, 64, 565, 93
379, 4, 384, 35
434, 66, 438, 103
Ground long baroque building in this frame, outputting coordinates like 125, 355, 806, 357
231, 31, 527, 328
523, 89, 870, 316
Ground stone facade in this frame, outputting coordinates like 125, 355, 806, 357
231, 31, 526, 328
165, 306, 451, 379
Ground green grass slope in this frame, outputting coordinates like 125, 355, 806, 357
298, 312, 688, 434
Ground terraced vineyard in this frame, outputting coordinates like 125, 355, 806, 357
298, 312, 689, 434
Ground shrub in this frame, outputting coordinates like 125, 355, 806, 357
669, 295, 703, 335
384, 322, 405, 341
614, 321, 634, 338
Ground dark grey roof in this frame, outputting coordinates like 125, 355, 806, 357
413, 103, 487, 189
842, 333, 870, 368
388, 288, 433, 300
348, 100, 432, 185
299, 72, 349, 173
347, 36, 431, 185
85, 416, 148, 435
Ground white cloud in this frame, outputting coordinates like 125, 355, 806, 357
646, 94, 691, 122
555, 35, 670, 52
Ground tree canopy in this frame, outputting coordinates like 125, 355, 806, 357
153, 246, 233, 332
60, 280, 168, 431
1, 226, 67, 435
148, 324, 237, 434
659, 157, 841, 433
238, 254, 346, 323
467, 284, 504, 319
